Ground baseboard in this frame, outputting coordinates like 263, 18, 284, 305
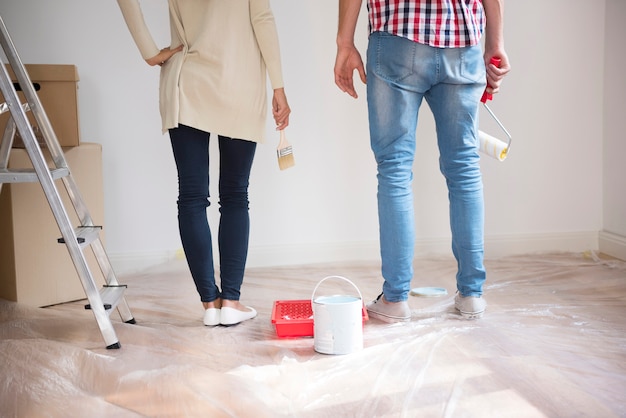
599, 230, 626, 261
109, 230, 601, 274
247, 230, 600, 267
483, 230, 599, 258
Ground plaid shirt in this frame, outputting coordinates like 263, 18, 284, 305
367, 0, 485, 48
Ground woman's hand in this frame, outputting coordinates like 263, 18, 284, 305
272, 88, 291, 130
146, 45, 184, 67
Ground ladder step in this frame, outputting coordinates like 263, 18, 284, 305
85, 285, 127, 312
0, 101, 30, 116
0, 167, 69, 183
57, 225, 102, 246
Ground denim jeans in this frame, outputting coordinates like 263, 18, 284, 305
366, 32, 487, 301
169, 124, 256, 302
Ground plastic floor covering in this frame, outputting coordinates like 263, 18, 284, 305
1, 251, 625, 417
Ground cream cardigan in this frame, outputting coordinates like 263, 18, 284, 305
117, 0, 285, 143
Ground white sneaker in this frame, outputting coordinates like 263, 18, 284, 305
366, 293, 411, 323
454, 293, 486, 319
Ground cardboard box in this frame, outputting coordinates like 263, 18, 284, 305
0, 143, 105, 307
0, 64, 80, 148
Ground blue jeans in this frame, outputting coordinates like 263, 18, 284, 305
169, 125, 256, 302
366, 32, 487, 301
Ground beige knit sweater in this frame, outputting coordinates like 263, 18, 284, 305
117, 0, 285, 143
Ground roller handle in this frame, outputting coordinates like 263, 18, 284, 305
480, 57, 502, 103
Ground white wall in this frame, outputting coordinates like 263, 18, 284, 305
600, 0, 626, 260
0, 1, 614, 274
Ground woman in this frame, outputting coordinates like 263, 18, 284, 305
117, 0, 291, 326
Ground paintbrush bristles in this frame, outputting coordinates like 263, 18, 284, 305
277, 146, 295, 170
277, 130, 295, 170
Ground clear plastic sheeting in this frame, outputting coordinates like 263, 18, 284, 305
1, 252, 625, 417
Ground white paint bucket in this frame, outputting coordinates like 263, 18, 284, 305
312, 276, 363, 355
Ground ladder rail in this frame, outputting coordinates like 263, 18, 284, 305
0, 115, 16, 195
0, 56, 118, 344
0, 18, 93, 230
0, 110, 16, 161
0, 14, 134, 348
0, 28, 81, 265
91, 238, 134, 321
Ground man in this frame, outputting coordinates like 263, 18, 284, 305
334, 0, 510, 321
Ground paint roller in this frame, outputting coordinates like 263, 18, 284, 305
479, 57, 512, 162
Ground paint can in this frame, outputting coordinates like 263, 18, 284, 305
312, 276, 363, 355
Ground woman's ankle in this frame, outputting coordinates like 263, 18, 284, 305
203, 298, 222, 310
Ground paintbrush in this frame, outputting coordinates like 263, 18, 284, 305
277, 129, 295, 170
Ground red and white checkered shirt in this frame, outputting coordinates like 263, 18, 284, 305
367, 0, 485, 48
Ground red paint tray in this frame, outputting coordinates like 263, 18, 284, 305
271, 299, 368, 338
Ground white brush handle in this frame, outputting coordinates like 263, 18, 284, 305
277, 129, 288, 149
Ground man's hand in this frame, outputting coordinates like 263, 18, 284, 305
482, 0, 509, 95
334, 44, 366, 99
484, 52, 510, 95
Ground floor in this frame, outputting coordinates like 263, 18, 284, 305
1, 251, 625, 417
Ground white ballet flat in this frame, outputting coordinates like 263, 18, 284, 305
203, 308, 221, 326
220, 306, 257, 326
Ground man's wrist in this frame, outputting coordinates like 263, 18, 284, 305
336, 38, 355, 48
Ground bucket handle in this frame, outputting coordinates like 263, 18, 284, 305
311, 275, 363, 303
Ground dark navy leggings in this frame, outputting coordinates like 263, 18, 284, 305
169, 124, 256, 302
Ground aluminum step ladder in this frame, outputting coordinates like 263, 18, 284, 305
0, 15, 134, 349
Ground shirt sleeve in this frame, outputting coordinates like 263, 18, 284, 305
117, 0, 161, 61
249, 0, 285, 90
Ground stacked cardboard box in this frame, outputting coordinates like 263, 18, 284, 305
0, 64, 106, 306
0, 64, 80, 148
0, 144, 105, 307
